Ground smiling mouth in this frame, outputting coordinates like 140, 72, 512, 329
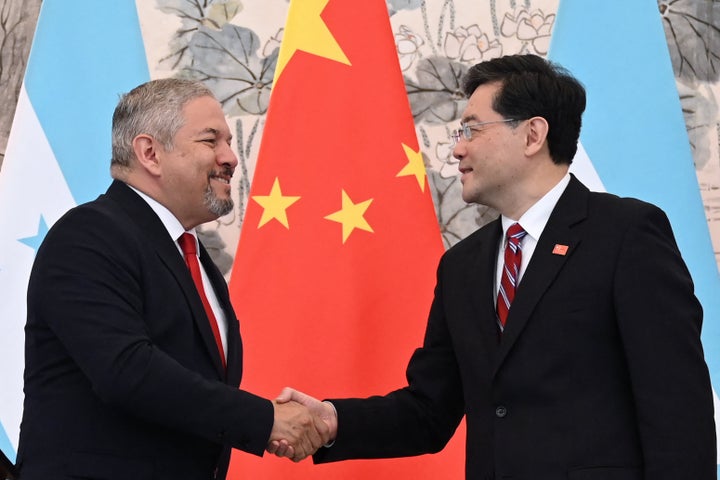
211, 176, 231, 184
209, 169, 233, 185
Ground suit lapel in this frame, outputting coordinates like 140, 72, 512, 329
199, 245, 242, 383
467, 220, 504, 358
105, 181, 229, 379
493, 176, 589, 375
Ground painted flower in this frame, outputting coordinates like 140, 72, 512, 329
157, 0, 242, 69
444, 25, 502, 63
659, 0, 720, 84
501, 9, 555, 55
395, 25, 424, 71
263, 28, 283, 58
405, 56, 468, 124
202, 0, 243, 30
182, 24, 277, 117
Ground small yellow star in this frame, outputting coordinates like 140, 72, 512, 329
324, 190, 374, 243
396, 143, 427, 192
274, 0, 351, 83
251, 177, 300, 229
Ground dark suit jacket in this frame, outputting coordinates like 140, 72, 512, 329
17, 181, 273, 480
315, 175, 716, 480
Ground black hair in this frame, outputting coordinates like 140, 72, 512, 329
462, 54, 586, 165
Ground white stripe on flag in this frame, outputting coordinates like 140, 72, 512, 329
0, 86, 76, 456
569, 141, 605, 193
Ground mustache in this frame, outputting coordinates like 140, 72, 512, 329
209, 166, 234, 180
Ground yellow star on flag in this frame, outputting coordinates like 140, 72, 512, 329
396, 143, 427, 192
324, 189, 374, 243
251, 177, 300, 229
273, 0, 351, 83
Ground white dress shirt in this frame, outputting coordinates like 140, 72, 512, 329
495, 173, 571, 300
129, 186, 228, 359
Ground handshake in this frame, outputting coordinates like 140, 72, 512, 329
266, 387, 337, 462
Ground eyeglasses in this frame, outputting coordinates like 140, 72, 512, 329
449, 119, 518, 146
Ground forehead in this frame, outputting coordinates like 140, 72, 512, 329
180, 96, 230, 135
461, 82, 501, 122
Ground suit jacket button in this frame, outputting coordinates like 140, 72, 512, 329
495, 406, 507, 418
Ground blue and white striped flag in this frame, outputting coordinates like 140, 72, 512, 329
0, 1, 149, 461
550, 0, 720, 470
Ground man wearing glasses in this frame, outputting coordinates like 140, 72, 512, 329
270, 54, 716, 480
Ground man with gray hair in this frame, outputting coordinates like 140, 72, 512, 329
16, 78, 329, 480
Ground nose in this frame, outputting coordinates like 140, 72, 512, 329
452, 141, 465, 161
218, 141, 239, 168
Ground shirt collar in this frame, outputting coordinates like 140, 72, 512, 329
127, 185, 196, 244
500, 172, 571, 241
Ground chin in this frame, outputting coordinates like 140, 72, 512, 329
460, 190, 477, 204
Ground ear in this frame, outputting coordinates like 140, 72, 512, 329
131, 134, 162, 177
524, 116, 549, 157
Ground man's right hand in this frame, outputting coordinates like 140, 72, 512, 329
267, 388, 338, 461
268, 398, 331, 462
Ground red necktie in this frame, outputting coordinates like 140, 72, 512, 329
178, 233, 226, 369
496, 223, 527, 332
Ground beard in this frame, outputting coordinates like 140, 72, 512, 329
204, 183, 234, 218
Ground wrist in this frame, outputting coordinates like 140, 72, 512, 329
322, 401, 338, 447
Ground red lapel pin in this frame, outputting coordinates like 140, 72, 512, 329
552, 244, 569, 256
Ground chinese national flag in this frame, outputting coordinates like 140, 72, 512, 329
228, 0, 465, 478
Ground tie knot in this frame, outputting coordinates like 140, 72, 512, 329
506, 223, 526, 245
178, 233, 197, 256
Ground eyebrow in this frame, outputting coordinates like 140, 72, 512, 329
198, 127, 232, 142
460, 114, 478, 124
199, 128, 219, 136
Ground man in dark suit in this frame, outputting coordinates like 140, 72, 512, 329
16, 78, 329, 480
270, 54, 717, 479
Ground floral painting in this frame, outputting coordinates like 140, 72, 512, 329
136, 0, 720, 274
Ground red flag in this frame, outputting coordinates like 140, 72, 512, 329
228, 0, 465, 478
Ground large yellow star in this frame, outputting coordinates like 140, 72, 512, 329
396, 143, 427, 192
324, 190, 374, 243
251, 177, 300, 229
273, 0, 351, 83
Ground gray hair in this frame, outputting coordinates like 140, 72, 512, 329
111, 78, 215, 171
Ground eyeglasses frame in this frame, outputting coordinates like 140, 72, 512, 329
449, 118, 520, 146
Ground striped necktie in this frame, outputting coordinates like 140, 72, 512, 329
496, 223, 527, 332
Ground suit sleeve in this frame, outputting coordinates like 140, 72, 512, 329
314, 255, 465, 462
613, 203, 716, 479
28, 207, 274, 455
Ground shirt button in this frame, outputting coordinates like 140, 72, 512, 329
495, 405, 508, 418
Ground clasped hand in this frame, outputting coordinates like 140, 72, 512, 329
267, 387, 338, 462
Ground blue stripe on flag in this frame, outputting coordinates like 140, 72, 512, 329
549, 1, 720, 472
0, 422, 14, 464
24, 1, 150, 205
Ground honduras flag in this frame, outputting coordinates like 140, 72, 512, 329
550, 0, 720, 471
0, 1, 149, 462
